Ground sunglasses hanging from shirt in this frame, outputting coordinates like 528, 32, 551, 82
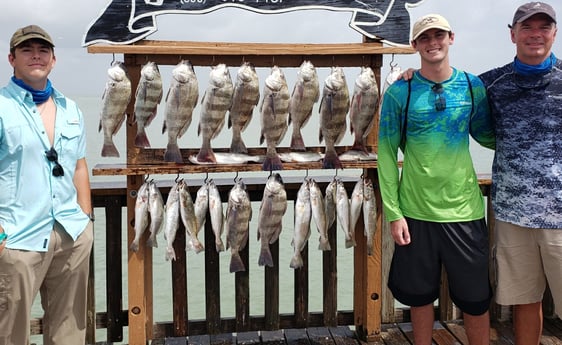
45, 147, 64, 177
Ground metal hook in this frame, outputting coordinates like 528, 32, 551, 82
204, 171, 209, 183
175, 173, 181, 183
144, 174, 150, 183
390, 54, 398, 68
234, 171, 239, 183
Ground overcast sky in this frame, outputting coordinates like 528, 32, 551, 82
0, 0, 561, 97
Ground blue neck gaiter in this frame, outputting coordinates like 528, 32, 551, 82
514, 53, 557, 76
11, 76, 53, 104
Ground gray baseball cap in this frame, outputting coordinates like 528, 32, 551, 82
511, 2, 556, 27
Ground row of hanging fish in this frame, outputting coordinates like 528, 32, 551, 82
98, 60, 380, 170
131, 173, 377, 271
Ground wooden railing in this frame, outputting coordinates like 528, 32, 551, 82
29, 173, 559, 345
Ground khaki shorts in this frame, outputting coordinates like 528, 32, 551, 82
493, 220, 562, 315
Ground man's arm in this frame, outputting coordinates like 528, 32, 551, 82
73, 158, 92, 215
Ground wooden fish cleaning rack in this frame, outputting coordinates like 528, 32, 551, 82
87, 39, 414, 345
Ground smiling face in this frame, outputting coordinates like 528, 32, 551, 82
511, 13, 557, 65
8, 39, 56, 90
412, 28, 454, 65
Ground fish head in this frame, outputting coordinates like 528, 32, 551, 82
265, 66, 286, 91
140, 61, 160, 81
325, 66, 346, 91
298, 60, 317, 82
237, 62, 257, 83
209, 63, 231, 88
172, 60, 194, 83
355, 66, 377, 90
107, 61, 128, 82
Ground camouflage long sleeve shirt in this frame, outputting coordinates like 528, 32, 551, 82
480, 59, 562, 229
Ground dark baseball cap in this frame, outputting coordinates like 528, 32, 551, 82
10, 25, 55, 49
511, 2, 557, 27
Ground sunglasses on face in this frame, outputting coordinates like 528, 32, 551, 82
45, 147, 64, 177
431, 83, 446, 112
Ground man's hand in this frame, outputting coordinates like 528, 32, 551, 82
390, 218, 411, 245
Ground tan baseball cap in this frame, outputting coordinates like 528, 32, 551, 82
411, 14, 452, 41
10, 25, 54, 49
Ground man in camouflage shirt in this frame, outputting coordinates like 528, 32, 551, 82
479, 2, 561, 344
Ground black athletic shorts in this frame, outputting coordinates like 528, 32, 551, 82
388, 217, 492, 315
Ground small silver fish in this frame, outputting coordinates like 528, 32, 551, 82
257, 173, 287, 267
197, 64, 234, 163
260, 66, 290, 171
290, 179, 312, 269
179, 180, 204, 253
225, 180, 252, 272
336, 179, 355, 248
324, 179, 337, 230
208, 180, 225, 252
309, 179, 330, 251
134, 61, 163, 148
130, 181, 150, 252
99, 61, 131, 157
362, 178, 377, 256
163, 60, 199, 163
319, 66, 350, 169
228, 62, 260, 153
164, 183, 181, 261
288, 60, 320, 151
349, 178, 364, 233
194, 183, 209, 237
349, 66, 379, 153
146, 180, 165, 248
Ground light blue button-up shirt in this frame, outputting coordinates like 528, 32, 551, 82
0, 79, 89, 251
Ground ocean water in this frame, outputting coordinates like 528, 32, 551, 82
29, 69, 495, 343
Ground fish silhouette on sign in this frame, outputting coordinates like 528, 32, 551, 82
83, 0, 425, 47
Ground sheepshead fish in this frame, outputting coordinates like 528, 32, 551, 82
134, 61, 163, 148
290, 179, 311, 269
324, 178, 337, 230
257, 173, 287, 267
164, 183, 181, 261
225, 180, 252, 272
197, 64, 234, 163
309, 179, 330, 251
208, 180, 225, 252
319, 67, 350, 169
349, 178, 364, 232
260, 66, 290, 171
146, 180, 165, 248
179, 180, 204, 253
336, 179, 355, 248
228, 62, 260, 154
288, 60, 320, 151
130, 180, 150, 252
99, 61, 131, 157
362, 178, 377, 256
163, 60, 199, 163
350, 66, 379, 153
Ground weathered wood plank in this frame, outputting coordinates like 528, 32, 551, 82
261, 330, 285, 345
236, 331, 261, 345
163, 337, 188, 345
189, 334, 211, 345
172, 223, 189, 336
329, 326, 359, 345
210, 333, 235, 345
443, 321, 469, 345
307, 327, 334, 345
105, 197, 125, 342
264, 242, 281, 330
235, 243, 251, 332
205, 211, 222, 334
431, 322, 462, 345
379, 323, 412, 345
284, 328, 311, 345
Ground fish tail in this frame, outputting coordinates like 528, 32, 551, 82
351, 138, 369, 154
101, 140, 120, 158
318, 236, 331, 251
146, 234, 158, 248
345, 237, 357, 249
367, 242, 374, 256
165, 247, 177, 261
258, 245, 274, 267
129, 240, 139, 252
290, 131, 306, 151
196, 145, 217, 163
134, 130, 151, 148
289, 252, 304, 269
229, 252, 246, 273
229, 137, 248, 154
262, 154, 283, 171
216, 239, 225, 253
164, 143, 184, 163
322, 149, 342, 169
191, 238, 205, 254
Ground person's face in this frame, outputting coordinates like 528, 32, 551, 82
511, 14, 557, 64
412, 29, 454, 64
8, 39, 55, 88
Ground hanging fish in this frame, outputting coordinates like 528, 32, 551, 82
130, 180, 150, 252
134, 61, 163, 148
349, 66, 379, 154
99, 61, 131, 157
257, 173, 287, 267
362, 177, 377, 256
225, 180, 252, 272
290, 179, 312, 269
146, 180, 165, 248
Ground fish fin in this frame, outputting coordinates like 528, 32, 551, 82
129, 240, 139, 252
165, 247, 176, 261
216, 239, 225, 253
289, 252, 304, 269
164, 143, 183, 163
258, 246, 274, 267
230, 138, 248, 154
345, 237, 357, 249
262, 154, 283, 171
350, 140, 369, 154
196, 147, 217, 163
229, 252, 246, 273
101, 142, 120, 158
192, 238, 205, 254
98, 119, 103, 132
146, 235, 158, 248
318, 237, 331, 251
134, 131, 151, 148
322, 150, 342, 169
290, 132, 306, 151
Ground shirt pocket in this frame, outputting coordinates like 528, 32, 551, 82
58, 124, 82, 164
